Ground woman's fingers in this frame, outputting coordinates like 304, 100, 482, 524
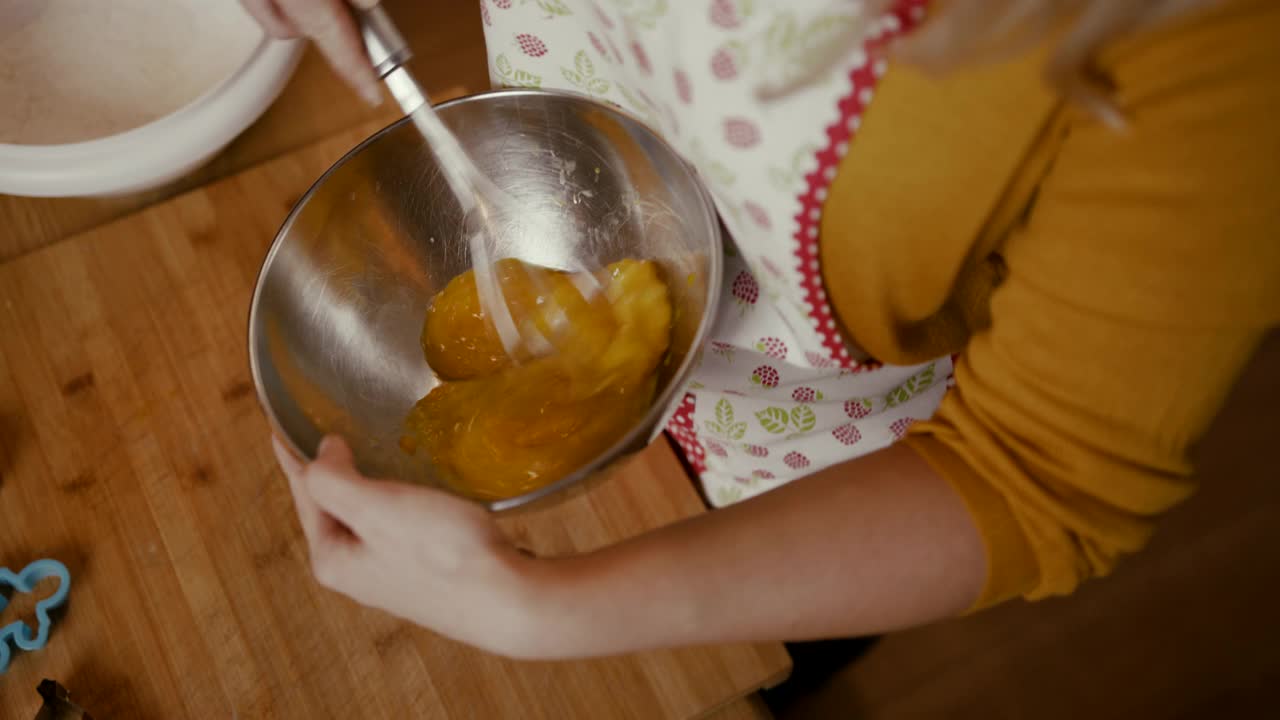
278, 436, 367, 593
277, 0, 383, 105
304, 435, 399, 538
239, 0, 300, 39
275, 436, 325, 547
272, 434, 305, 476
276, 436, 333, 544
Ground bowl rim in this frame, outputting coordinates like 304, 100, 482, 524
0, 33, 304, 196
248, 86, 724, 512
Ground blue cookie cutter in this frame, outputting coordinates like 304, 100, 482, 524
0, 558, 71, 673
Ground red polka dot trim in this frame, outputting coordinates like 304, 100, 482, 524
665, 393, 707, 474
792, 1, 926, 370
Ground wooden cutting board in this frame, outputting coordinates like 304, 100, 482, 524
0, 121, 789, 719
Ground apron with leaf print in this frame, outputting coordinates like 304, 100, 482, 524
481, 0, 951, 507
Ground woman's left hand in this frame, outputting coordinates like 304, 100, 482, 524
273, 434, 546, 657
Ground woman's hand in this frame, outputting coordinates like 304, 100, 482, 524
240, 0, 383, 105
273, 435, 545, 657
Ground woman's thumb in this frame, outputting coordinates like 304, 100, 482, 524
316, 434, 355, 466
306, 435, 379, 530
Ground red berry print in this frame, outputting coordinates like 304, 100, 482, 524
752, 469, 776, 480
755, 336, 787, 360
481, 0, 492, 26
494, 0, 512, 7
784, 451, 811, 470
588, 31, 608, 58
751, 365, 780, 388
724, 117, 761, 148
832, 423, 862, 446
844, 398, 872, 419
710, 0, 744, 28
593, 2, 615, 29
516, 33, 548, 57
705, 439, 728, 457
711, 46, 740, 80
890, 418, 918, 440
745, 201, 771, 230
731, 270, 759, 308
674, 69, 693, 104
631, 42, 653, 74
806, 351, 835, 369
710, 340, 736, 362
792, 386, 823, 403
744, 444, 769, 458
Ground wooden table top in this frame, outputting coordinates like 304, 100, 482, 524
0, 4, 789, 714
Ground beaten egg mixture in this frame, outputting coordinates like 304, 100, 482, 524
403, 258, 672, 500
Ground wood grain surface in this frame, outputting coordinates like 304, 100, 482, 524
0, 122, 788, 719
702, 695, 773, 720
0, 0, 488, 264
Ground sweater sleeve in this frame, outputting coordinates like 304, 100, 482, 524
904, 1, 1280, 608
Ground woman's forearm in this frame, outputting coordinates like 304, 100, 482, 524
521, 443, 988, 659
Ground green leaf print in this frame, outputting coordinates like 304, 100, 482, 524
575, 50, 595, 77
561, 50, 612, 98
494, 53, 542, 89
764, 13, 799, 57
616, 83, 655, 118
689, 139, 737, 187
885, 385, 909, 408
777, 13, 861, 85
716, 398, 736, 427
615, 0, 670, 30
536, 0, 574, 15
714, 485, 744, 505
767, 167, 794, 192
706, 400, 747, 440
792, 145, 817, 173
886, 363, 938, 408
513, 70, 543, 88
790, 405, 817, 433
756, 407, 790, 434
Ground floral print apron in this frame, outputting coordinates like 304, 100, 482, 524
481, 0, 951, 507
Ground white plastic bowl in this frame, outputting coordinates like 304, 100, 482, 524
0, 36, 303, 198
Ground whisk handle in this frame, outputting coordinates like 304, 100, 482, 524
357, 4, 412, 79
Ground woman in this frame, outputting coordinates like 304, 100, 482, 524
244, 0, 1279, 660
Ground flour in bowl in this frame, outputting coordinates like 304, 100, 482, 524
0, 0, 261, 144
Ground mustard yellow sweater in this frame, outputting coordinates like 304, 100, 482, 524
820, 0, 1280, 609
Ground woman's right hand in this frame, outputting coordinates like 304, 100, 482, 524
240, 0, 384, 105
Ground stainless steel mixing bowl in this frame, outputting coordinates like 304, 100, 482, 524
249, 88, 722, 511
